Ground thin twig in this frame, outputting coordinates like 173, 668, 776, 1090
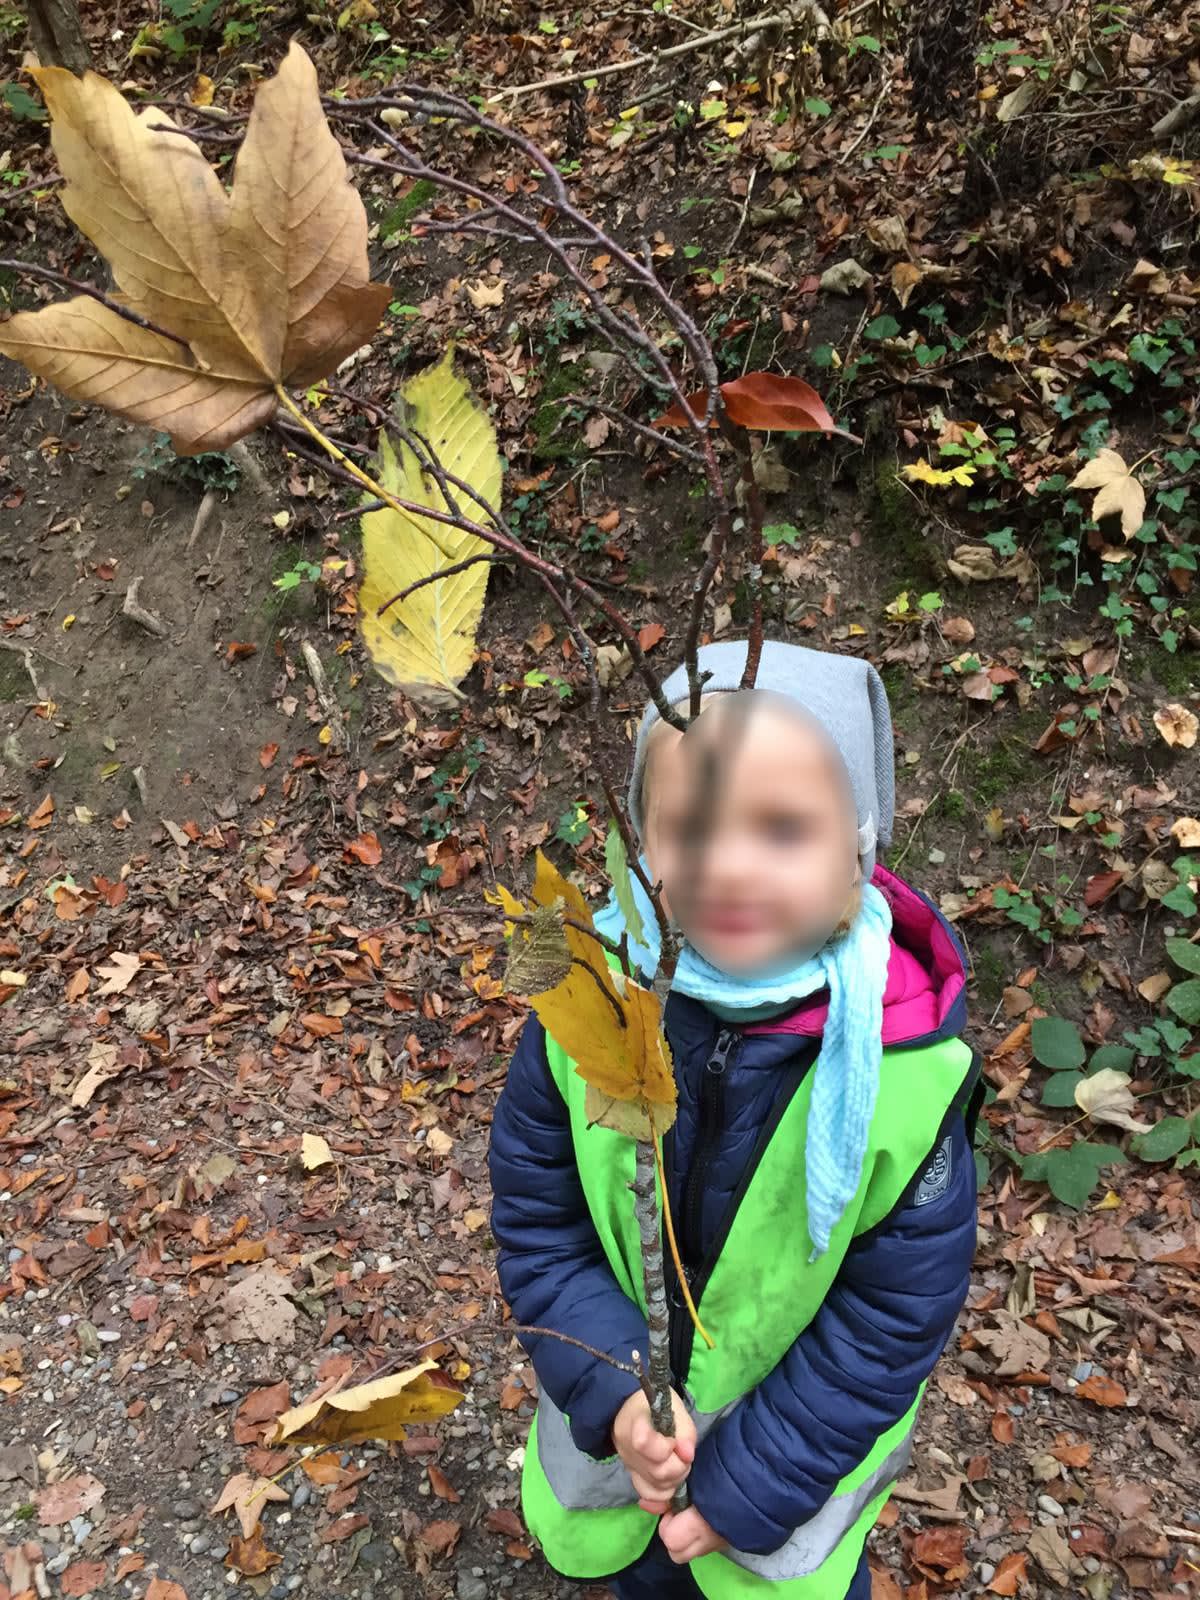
0, 258, 188, 346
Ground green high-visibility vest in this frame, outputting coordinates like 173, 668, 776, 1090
520, 1022, 978, 1599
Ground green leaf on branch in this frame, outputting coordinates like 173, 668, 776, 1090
605, 821, 647, 951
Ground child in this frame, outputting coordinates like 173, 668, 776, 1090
489, 640, 981, 1600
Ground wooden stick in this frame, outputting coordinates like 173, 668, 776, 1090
486, 4, 826, 101
301, 640, 346, 750
122, 577, 168, 638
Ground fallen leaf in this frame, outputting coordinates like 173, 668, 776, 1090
1171, 816, 1200, 847
973, 1313, 1052, 1377
1075, 1374, 1128, 1407
29, 793, 55, 828
71, 1041, 125, 1108
1027, 1524, 1080, 1585
1068, 449, 1145, 540
988, 1550, 1028, 1594
1154, 703, 1198, 749
145, 1583, 188, 1600
226, 1527, 282, 1575
61, 1560, 107, 1596
0, 46, 390, 454
34, 1472, 106, 1526
211, 1473, 290, 1540
465, 277, 506, 309
209, 1267, 298, 1348
301, 1132, 335, 1170
1074, 1068, 1152, 1134
273, 1360, 461, 1446
418, 1518, 461, 1556
427, 1464, 460, 1502
344, 833, 383, 865
94, 949, 141, 996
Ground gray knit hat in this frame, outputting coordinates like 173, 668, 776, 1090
628, 639, 895, 879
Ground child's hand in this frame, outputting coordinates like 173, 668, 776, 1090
659, 1506, 729, 1562
612, 1388, 696, 1512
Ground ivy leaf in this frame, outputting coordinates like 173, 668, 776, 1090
1166, 937, 1200, 976
1041, 1071, 1084, 1107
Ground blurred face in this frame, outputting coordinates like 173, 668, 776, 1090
641, 693, 858, 975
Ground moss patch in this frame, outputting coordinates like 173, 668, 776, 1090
0, 650, 27, 703
377, 179, 437, 241
861, 457, 942, 587
957, 713, 1044, 805
530, 359, 585, 461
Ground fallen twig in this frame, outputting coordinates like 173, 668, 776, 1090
485, 5, 825, 101
300, 640, 346, 750
122, 577, 169, 639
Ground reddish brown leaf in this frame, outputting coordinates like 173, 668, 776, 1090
321, 1514, 370, 1543
1050, 1441, 1091, 1468
988, 1551, 1028, 1594
992, 1410, 1015, 1443
1084, 870, 1123, 907
300, 1012, 343, 1038
259, 742, 280, 769
427, 1464, 460, 1503
595, 509, 621, 533
225, 642, 258, 663
418, 1519, 461, 1557
239, 1381, 291, 1425
870, 1569, 906, 1600
656, 372, 855, 440
484, 1508, 524, 1539
637, 622, 665, 652
1075, 1374, 1127, 1407
146, 1582, 188, 1600
344, 833, 383, 866
61, 1561, 107, 1596
912, 1526, 967, 1574
28, 793, 55, 829
227, 1528, 281, 1574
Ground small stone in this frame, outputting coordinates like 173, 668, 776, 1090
360, 1542, 391, 1567
173, 1500, 202, 1520
286, 1577, 303, 1592
189, 1534, 211, 1556
1038, 1494, 1064, 1517
46, 1552, 72, 1577
96, 1329, 121, 1343
291, 1482, 311, 1509
456, 1577, 488, 1600
220, 1390, 240, 1405
978, 1564, 995, 1584
69, 1517, 93, 1542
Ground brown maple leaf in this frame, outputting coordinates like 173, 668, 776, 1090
0, 45, 389, 454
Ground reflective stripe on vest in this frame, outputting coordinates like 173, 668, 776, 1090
533, 1387, 920, 1581
522, 1011, 978, 1593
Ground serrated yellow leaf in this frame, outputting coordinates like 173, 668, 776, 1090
358, 351, 501, 703
318, 724, 333, 745
722, 120, 748, 137
301, 1131, 334, 1170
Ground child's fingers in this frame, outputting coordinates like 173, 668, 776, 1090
630, 1458, 690, 1498
637, 1495, 671, 1516
630, 1417, 675, 1462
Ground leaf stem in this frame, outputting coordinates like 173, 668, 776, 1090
653, 1131, 714, 1351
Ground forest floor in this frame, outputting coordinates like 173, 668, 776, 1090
2, 2, 1200, 1599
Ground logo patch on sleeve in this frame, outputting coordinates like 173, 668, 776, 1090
914, 1135, 953, 1207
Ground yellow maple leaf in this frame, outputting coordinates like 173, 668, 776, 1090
272, 1360, 461, 1446
901, 459, 977, 488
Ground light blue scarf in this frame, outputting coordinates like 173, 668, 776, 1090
593, 860, 893, 1258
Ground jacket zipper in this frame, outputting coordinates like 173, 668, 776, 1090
668, 1026, 738, 1383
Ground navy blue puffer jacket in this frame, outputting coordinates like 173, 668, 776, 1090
488, 868, 980, 1555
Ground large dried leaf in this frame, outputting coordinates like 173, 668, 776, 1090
1074, 1067, 1152, 1133
358, 351, 501, 703
272, 1360, 462, 1446
0, 44, 389, 454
